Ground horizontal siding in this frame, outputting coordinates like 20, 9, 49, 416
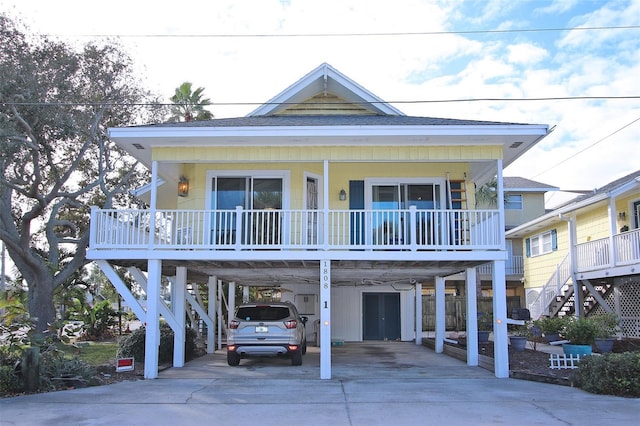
154, 145, 503, 163
275, 93, 376, 116
523, 224, 568, 290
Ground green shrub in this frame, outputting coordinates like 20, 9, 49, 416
117, 322, 197, 364
0, 365, 23, 394
573, 352, 640, 397
39, 346, 98, 390
564, 317, 599, 346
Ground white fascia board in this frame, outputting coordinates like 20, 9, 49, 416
109, 124, 548, 141
506, 186, 560, 193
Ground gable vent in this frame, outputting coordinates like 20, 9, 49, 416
132, 143, 145, 150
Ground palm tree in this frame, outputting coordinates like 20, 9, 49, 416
169, 82, 214, 122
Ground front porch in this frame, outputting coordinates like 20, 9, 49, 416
89, 207, 502, 253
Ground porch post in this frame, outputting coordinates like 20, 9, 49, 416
566, 217, 582, 317
465, 268, 478, 366
207, 276, 216, 353
144, 259, 161, 379
243, 285, 250, 303
173, 266, 187, 367
320, 259, 332, 379
492, 259, 509, 378
228, 282, 236, 326
217, 280, 223, 350
435, 276, 445, 353
148, 161, 158, 249
415, 281, 422, 345
323, 160, 330, 250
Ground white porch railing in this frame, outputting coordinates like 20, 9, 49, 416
89, 206, 502, 251
476, 256, 524, 275
527, 228, 640, 319
575, 228, 640, 271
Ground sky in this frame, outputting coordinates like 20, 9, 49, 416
2, 0, 639, 208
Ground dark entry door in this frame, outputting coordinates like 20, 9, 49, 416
362, 293, 401, 340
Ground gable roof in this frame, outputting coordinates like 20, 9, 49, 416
506, 169, 640, 238
504, 177, 559, 192
248, 63, 404, 117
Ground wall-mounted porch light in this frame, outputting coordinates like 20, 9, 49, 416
178, 176, 189, 197
339, 188, 347, 201
618, 211, 626, 220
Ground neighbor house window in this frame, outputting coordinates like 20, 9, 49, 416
526, 229, 557, 257
505, 194, 523, 210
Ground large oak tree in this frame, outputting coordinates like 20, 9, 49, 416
0, 15, 166, 331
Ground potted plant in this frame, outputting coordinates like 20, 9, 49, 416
533, 316, 568, 343
509, 323, 530, 352
477, 312, 493, 343
563, 316, 599, 356
591, 312, 620, 353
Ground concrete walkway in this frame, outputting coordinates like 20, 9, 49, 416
1, 342, 638, 425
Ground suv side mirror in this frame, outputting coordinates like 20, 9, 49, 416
300, 316, 308, 325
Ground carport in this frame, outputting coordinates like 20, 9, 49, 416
158, 341, 495, 381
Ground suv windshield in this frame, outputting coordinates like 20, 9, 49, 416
236, 306, 290, 321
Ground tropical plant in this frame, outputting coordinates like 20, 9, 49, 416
0, 14, 165, 332
169, 82, 214, 122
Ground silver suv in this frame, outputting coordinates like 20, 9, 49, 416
227, 301, 308, 366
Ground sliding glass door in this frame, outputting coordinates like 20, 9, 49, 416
211, 176, 283, 245
370, 181, 443, 245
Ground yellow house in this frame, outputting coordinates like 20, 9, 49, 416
507, 170, 640, 337
88, 63, 551, 379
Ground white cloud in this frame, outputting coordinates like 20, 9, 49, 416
507, 43, 548, 65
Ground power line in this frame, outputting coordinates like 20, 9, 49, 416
45, 25, 640, 38
532, 116, 640, 179
4, 95, 640, 108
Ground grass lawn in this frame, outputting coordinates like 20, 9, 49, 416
59, 340, 121, 366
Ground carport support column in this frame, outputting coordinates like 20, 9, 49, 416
465, 268, 478, 366
434, 276, 445, 353
320, 259, 332, 379
207, 276, 216, 353
492, 260, 509, 378
415, 282, 422, 345
228, 282, 236, 327
173, 267, 187, 368
144, 259, 161, 379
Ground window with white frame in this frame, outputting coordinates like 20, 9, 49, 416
505, 194, 523, 210
526, 229, 557, 257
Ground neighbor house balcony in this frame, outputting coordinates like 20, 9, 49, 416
574, 227, 640, 273
89, 206, 502, 254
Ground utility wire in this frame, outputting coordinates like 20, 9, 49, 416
532, 116, 640, 179
4, 96, 640, 108
46, 25, 640, 38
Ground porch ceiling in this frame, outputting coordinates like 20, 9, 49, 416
110, 259, 488, 287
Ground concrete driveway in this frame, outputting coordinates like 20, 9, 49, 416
1, 342, 639, 426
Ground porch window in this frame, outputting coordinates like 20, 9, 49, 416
369, 181, 444, 245
211, 176, 283, 245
